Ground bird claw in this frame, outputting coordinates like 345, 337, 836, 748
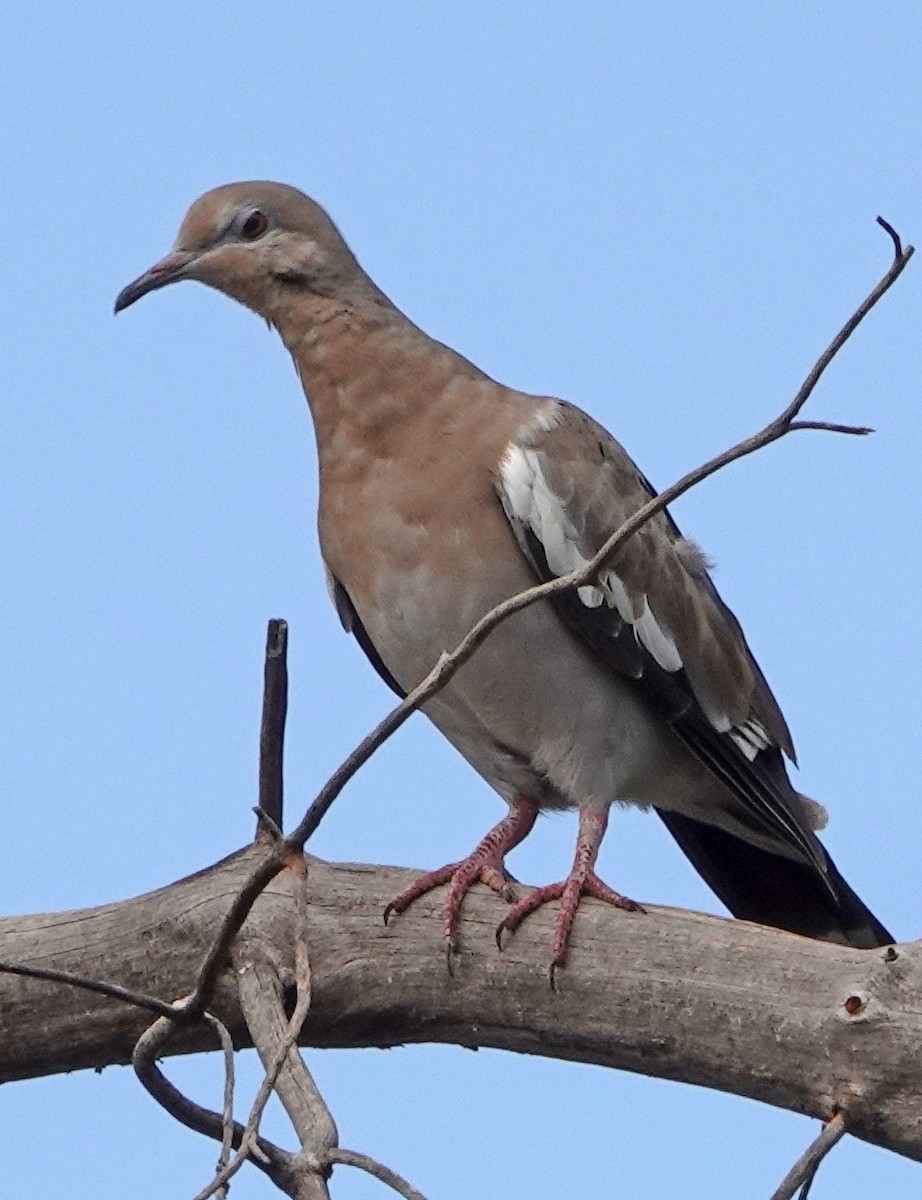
383, 863, 460, 927
383, 800, 539, 963
496, 870, 643, 976
384, 853, 517, 964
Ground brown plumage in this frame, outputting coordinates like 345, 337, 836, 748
116, 181, 892, 963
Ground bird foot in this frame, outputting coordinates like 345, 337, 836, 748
496, 868, 644, 981
383, 799, 538, 958
384, 852, 517, 950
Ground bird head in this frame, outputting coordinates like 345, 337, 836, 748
114, 181, 368, 323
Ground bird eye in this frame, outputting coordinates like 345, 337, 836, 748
240, 210, 269, 241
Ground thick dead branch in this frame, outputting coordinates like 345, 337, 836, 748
1, 847, 920, 1163
235, 947, 334, 1200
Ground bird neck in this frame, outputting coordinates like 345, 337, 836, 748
275, 292, 490, 463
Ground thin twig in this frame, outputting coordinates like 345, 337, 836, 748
328, 1148, 430, 1200
769, 1112, 847, 1200
189, 1157, 252, 1200
291, 852, 312, 1004
256, 618, 289, 841
254, 808, 283, 840
132, 1011, 288, 1185
877, 214, 904, 256
787, 420, 873, 435
204, 1012, 237, 1200
188, 1127, 273, 1200
188, 1126, 277, 1200
185, 851, 287, 1016
0, 960, 181, 1017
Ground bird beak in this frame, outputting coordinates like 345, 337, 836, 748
114, 250, 197, 313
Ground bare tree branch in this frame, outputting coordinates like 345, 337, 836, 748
209, 1011, 237, 1200
235, 949, 333, 1200
770, 1112, 848, 1200
3, 850, 920, 1162
876, 214, 905, 257
132, 1006, 290, 1191
0, 959, 180, 1017
216, 857, 336, 1200
186, 853, 286, 1016
788, 420, 873, 435
328, 1148, 430, 1200
256, 618, 289, 841
180, 856, 426, 1199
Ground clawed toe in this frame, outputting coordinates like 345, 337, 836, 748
384, 803, 642, 974
383, 799, 539, 957
496, 869, 643, 973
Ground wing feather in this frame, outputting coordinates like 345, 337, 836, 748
497, 401, 827, 877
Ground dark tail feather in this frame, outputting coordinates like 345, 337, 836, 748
656, 809, 893, 949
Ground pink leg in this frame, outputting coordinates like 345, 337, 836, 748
384, 795, 539, 955
496, 806, 643, 978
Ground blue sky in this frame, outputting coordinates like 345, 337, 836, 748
2, 5, 920, 1197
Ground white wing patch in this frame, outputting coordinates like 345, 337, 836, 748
633, 596, 683, 672
729, 716, 772, 761
500, 431, 779, 757
499, 441, 683, 673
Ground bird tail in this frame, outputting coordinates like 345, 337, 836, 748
655, 809, 893, 949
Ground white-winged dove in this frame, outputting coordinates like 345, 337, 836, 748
116, 182, 892, 966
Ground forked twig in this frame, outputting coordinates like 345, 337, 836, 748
327, 1148, 430, 1200
220, 856, 332, 1195
192, 856, 425, 1199
132, 1010, 289, 1190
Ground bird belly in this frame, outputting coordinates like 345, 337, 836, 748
348, 542, 713, 815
